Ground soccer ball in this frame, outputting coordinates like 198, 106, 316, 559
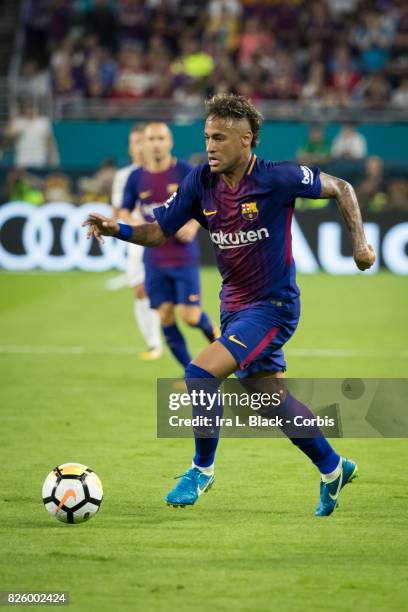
42, 463, 103, 524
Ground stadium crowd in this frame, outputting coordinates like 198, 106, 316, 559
20, 0, 408, 109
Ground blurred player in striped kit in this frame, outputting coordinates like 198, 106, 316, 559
120, 122, 219, 373
111, 125, 162, 360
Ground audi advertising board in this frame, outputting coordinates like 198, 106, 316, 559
0, 202, 407, 274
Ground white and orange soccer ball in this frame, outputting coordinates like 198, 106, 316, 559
42, 463, 103, 524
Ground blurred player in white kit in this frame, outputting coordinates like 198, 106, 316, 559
110, 124, 162, 360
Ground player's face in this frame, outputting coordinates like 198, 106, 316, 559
143, 123, 173, 163
128, 131, 144, 165
205, 116, 253, 174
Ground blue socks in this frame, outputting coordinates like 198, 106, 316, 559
185, 362, 221, 468
162, 324, 191, 368
162, 312, 216, 369
190, 311, 216, 342
184, 366, 340, 475
277, 393, 340, 474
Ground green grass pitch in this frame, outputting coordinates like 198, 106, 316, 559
1, 269, 407, 611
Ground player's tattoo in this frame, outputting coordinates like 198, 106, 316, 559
129, 222, 166, 247
319, 172, 375, 271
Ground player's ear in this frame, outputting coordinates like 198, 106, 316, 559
241, 130, 253, 148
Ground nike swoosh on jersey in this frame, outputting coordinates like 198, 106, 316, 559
228, 335, 248, 349
203, 209, 218, 216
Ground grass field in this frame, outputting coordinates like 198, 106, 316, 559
1, 269, 407, 612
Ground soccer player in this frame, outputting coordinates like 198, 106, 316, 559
84, 95, 376, 516
120, 122, 219, 372
111, 124, 162, 360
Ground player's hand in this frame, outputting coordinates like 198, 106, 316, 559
354, 243, 376, 271
82, 213, 119, 244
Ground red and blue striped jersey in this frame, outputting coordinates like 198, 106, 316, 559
122, 159, 199, 268
154, 155, 321, 311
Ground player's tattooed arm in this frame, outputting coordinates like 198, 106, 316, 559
319, 172, 376, 271
83, 213, 166, 247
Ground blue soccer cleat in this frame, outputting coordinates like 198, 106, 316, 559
315, 458, 358, 517
165, 467, 215, 507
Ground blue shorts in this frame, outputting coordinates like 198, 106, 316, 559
218, 298, 300, 379
144, 264, 201, 309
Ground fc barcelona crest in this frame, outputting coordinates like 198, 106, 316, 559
241, 202, 258, 221
167, 183, 179, 194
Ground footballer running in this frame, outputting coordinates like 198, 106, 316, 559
84, 94, 375, 517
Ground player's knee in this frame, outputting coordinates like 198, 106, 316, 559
185, 362, 214, 380
180, 306, 200, 326
160, 313, 175, 326
158, 304, 175, 327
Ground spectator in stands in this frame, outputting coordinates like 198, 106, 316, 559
387, 179, 408, 212
173, 78, 202, 107
270, 73, 301, 101
172, 37, 214, 82
356, 156, 387, 212
362, 72, 391, 108
78, 158, 117, 203
352, 10, 394, 73
207, 1, 241, 52
297, 125, 332, 166
111, 45, 154, 99
327, 44, 361, 106
43, 173, 75, 204
331, 123, 367, 160
238, 17, 273, 68
6, 168, 44, 205
391, 76, 408, 108
16, 60, 51, 105
305, 0, 334, 47
85, 47, 117, 98
300, 61, 326, 108
392, 2, 408, 66
4, 101, 60, 169
208, 0, 242, 23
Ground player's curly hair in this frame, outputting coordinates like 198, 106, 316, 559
205, 93, 263, 148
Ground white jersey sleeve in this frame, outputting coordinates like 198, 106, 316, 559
111, 164, 138, 209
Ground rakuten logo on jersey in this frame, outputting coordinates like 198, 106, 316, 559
210, 227, 270, 249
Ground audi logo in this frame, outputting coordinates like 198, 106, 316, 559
0, 202, 127, 271
1, 202, 407, 274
